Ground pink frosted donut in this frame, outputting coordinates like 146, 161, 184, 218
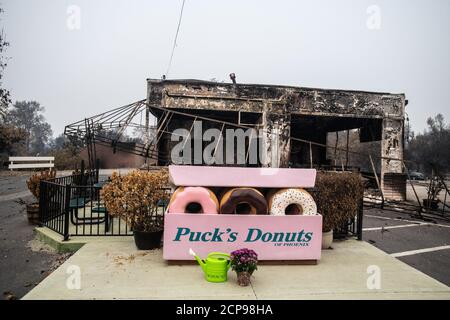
168, 187, 219, 214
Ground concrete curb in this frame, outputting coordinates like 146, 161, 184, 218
35, 226, 133, 254
35, 227, 85, 253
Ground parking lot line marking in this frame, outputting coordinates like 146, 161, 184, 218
363, 224, 425, 231
365, 214, 450, 228
391, 245, 450, 258
365, 214, 424, 223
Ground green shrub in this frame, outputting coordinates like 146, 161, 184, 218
311, 172, 364, 232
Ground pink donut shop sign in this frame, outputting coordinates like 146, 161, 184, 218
163, 166, 323, 261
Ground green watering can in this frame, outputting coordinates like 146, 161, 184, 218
189, 248, 231, 283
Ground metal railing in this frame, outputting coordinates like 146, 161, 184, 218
66, 184, 132, 238
39, 170, 132, 240
39, 180, 69, 238
39, 170, 170, 240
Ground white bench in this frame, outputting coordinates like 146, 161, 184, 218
9, 156, 55, 171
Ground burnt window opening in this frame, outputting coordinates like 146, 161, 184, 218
238, 111, 263, 126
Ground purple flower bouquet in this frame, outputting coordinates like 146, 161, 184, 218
230, 248, 258, 286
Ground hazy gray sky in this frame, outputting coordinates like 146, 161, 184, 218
2, 0, 450, 136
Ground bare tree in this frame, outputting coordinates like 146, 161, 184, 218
0, 6, 10, 120
406, 114, 450, 174
7, 101, 53, 155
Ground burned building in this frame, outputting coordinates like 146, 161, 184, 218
146, 78, 406, 200
65, 77, 407, 200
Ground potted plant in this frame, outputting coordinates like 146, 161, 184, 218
26, 170, 56, 225
312, 172, 364, 249
102, 169, 169, 250
321, 219, 334, 250
423, 177, 443, 210
230, 248, 258, 286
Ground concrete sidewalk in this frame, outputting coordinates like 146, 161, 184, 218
23, 239, 450, 300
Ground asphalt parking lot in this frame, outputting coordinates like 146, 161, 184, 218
0, 172, 71, 300
363, 207, 450, 286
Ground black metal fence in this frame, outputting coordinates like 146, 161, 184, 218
39, 170, 134, 240
39, 180, 69, 239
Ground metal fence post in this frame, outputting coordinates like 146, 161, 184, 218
95, 158, 100, 183
357, 197, 364, 240
63, 184, 71, 241
38, 180, 45, 226
80, 159, 86, 185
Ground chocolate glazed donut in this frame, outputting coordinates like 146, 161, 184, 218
219, 188, 268, 215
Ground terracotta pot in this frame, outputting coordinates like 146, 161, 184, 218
26, 203, 40, 225
236, 271, 252, 286
322, 230, 333, 249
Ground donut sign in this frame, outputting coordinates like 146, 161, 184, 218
164, 166, 322, 261
163, 214, 322, 260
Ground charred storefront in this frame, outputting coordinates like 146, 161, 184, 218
146, 78, 406, 200
65, 77, 407, 200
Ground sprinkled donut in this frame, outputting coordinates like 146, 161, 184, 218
267, 188, 317, 216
